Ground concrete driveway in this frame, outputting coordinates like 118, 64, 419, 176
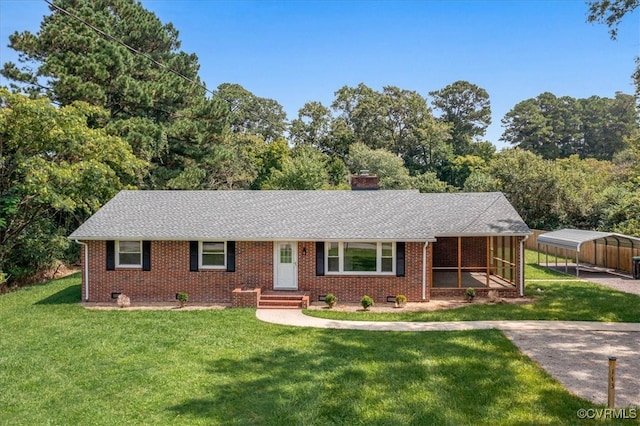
504, 329, 640, 407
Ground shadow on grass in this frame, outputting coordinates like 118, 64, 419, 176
34, 284, 81, 305
527, 262, 573, 279
168, 329, 588, 424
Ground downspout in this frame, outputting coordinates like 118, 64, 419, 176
422, 241, 429, 301
74, 240, 89, 302
519, 235, 529, 297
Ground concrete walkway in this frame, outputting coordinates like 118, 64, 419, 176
256, 309, 640, 332
256, 309, 640, 406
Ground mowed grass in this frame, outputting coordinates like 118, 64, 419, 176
524, 249, 576, 280
305, 250, 640, 322
0, 274, 620, 425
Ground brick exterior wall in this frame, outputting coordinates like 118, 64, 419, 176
350, 174, 379, 190
81, 240, 432, 304
298, 242, 430, 304
232, 287, 261, 308
82, 240, 272, 303
429, 288, 519, 298
80, 237, 525, 304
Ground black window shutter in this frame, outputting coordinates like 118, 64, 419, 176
142, 241, 151, 271
106, 240, 115, 270
316, 241, 325, 276
189, 241, 199, 272
226, 241, 236, 272
396, 242, 406, 277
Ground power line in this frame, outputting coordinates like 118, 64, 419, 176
43, 0, 215, 97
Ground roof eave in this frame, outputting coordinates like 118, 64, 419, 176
69, 236, 438, 242
434, 232, 532, 238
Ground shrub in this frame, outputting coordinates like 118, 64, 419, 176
465, 287, 476, 301
395, 294, 407, 307
361, 295, 374, 311
116, 294, 131, 308
324, 293, 337, 308
177, 292, 189, 308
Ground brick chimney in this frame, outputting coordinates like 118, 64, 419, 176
350, 170, 379, 190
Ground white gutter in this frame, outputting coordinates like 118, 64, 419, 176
422, 241, 429, 301
74, 240, 89, 302
519, 235, 529, 297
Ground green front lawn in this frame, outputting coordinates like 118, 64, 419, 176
0, 274, 623, 425
524, 249, 575, 280
305, 280, 640, 322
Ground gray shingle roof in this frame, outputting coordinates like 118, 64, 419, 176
68, 190, 531, 241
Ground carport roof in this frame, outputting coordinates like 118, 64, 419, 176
536, 228, 640, 251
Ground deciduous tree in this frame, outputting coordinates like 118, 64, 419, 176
0, 89, 144, 283
290, 101, 332, 146
587, 0, 640, 39
501, 92, 637, 160
216, 83, 286, 142
488, 149, 564, 229
261, 146, 331, 190
346, 143, 413, 189
429, 81, 491, 156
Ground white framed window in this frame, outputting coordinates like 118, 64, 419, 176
381, 242, 394, 272
327, 242, 340, 272
325, 241, 395, 274
116, 241, 142, 268
200, 241, 226, 269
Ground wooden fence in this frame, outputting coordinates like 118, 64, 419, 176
526, 229, 640, 273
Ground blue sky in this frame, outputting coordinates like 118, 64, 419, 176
1, 0, 638, 149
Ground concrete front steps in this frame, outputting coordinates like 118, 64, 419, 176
258, 291, 310, 309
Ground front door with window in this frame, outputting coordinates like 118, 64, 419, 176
274, 242, 298, 289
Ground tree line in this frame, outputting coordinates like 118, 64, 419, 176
0, 0, 638, 286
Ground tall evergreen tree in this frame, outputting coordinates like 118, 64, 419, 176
2, 0, 229, 188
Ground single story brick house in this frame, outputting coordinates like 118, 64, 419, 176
69, 176, 531, 307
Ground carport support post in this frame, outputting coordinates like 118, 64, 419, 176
545, 249, 549, 269
608, 356, 616, 408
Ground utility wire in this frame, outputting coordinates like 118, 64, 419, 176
43, 0, 216, 97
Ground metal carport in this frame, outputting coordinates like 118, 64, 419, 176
536, 229, 640, 277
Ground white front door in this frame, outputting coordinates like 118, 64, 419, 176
274, 242, 298, 289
